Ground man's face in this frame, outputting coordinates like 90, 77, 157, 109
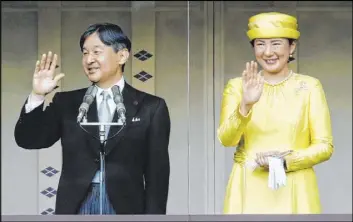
81, 32, 122, 87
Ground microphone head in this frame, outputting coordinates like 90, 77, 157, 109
116, 103, 126, 113
79, 102, 90, 112
77, 85, 97, 123
83, 85, 98, 105
90, 85, 98, 96
111, 85, 121, 94
111, 85, 123, 104
85, 85, 95, 96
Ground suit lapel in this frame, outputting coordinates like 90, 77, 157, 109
104, 82, 141, 156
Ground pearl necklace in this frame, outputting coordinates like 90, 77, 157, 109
261, 70, 294, 86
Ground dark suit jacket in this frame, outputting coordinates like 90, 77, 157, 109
14, 82, 171, 214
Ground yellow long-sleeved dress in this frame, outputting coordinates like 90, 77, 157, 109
217, 72, 334, 214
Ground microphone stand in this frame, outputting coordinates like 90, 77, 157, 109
79, 116, 123, 215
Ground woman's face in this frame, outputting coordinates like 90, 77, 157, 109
253, 38, 296, 74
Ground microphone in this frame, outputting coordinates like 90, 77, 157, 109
77, 85, 98, 123
111, 85, 126, 124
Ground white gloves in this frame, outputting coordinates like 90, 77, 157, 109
246, 157, 287, 190
268, 157, 287, 190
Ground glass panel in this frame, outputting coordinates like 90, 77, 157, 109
153, 0, 209, 214
186, 1, 214, 214
154, 1, 190, 214
214, 3, 266, 214
61, 1, 199, 214
297, 10, 352, 214
214, 1, 352, 214
1, 11, 39, 214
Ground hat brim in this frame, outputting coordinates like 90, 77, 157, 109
247, 28, 300, 41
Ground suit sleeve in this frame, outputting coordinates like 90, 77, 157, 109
14, 92, 62, 149
144, 98, 171, 214
285, 79, 334, 172
217, 78, 253, 147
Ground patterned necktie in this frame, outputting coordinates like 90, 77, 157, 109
98, 90, 112, 139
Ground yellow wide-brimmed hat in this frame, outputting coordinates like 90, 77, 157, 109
246, 12, 300, 41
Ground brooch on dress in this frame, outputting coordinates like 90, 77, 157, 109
295, 81, 308, 94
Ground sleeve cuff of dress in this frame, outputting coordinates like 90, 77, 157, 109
225, 104, 253, 126
237, 104, 253, 120
283, 154, 299, 172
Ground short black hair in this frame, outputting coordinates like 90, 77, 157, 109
79, 23, 131, 72
250, 38, 296, 63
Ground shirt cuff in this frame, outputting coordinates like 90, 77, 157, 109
25, 93, 45, 113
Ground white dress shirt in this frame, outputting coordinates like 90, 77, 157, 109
25, 76, 125, 183
95, 77, 125, 119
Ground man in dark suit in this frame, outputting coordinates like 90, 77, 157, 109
14, 23, 171, 215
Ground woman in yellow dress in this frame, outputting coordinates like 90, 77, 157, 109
217, 12, 334, 214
